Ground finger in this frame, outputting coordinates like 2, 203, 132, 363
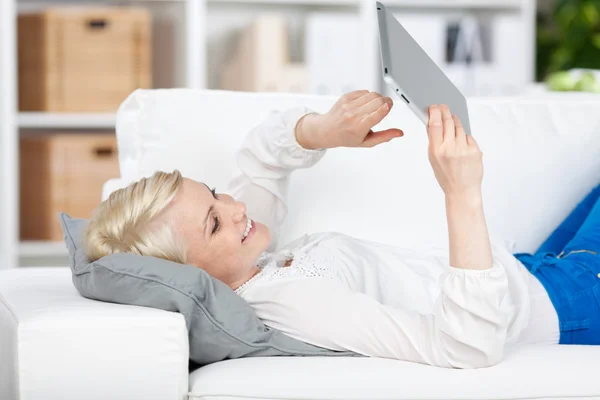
466, 133, 480, 149
359, 95, 392, 118
351, 91, 383, 108
453, 114, 467, 144
361, 128, 404, 148
440, 104, 455, 144
359, 99, 392, 132
344, 90, 370, 101
427, 105, 443, 148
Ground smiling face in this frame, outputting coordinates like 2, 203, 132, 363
163, 178, 270, 289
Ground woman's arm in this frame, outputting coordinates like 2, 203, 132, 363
227, 107, 326, 252
227, 91, 404, 251
245, 270, 509, 369
446, 194, 493, 270
427, 105, 493, 271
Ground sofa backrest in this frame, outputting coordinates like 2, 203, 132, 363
114, 89, 600, 253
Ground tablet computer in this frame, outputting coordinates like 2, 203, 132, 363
376, 2, 472, 135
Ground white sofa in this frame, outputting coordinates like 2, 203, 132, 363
2, 89, 600, 400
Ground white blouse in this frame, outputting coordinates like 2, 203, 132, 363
227, 107, 559, 369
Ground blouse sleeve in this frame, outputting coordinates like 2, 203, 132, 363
226, 107, 326, 252
244, 260, 512, 369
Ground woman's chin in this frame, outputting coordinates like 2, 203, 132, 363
252, 222, 270, 252
262, 224, 271, 245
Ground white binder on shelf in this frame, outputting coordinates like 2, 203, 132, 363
221, 14, 309, 93
305, 13, 363, 96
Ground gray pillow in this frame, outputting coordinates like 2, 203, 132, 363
59, 212, 357, 366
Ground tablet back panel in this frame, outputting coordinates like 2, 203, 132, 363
376, 2, 472, 135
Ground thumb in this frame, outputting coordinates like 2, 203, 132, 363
361, 128, 404, 148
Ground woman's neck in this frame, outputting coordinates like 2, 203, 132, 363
229, 265, 262, 291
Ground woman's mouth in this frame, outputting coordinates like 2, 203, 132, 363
242, 219, 255, 243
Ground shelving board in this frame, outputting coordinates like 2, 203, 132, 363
18, 113, 117, 129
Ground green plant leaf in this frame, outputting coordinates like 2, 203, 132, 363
555, 2, 579, 30
551, 47, 573, 68
583, 2, 600, 25
546, 70, 577, 91
537, 0, 600, 80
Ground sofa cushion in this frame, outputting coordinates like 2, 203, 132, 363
59, 213, 356, 367
115, 89, 600, 254
188, 345, 600, 400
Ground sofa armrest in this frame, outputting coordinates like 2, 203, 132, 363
0, 268, 189, 400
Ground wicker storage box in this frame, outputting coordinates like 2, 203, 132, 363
18, 7, 151, 112
20, 133, 120, 241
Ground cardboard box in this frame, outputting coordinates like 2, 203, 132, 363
18, 7, 152, 112
20, 133, 120, 240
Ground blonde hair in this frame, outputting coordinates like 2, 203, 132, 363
84, 170, 187, 264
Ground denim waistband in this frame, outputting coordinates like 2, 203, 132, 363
514, 251, 600, 345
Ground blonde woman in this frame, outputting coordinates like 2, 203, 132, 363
85, 90, 600, 369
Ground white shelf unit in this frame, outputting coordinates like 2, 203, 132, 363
0, 0, 536, 268
208, 0, 357, 5
18, 113, 117, 129
204, 0, 536, 94
207, 0, 522, 7
1, 0, 206, 268
19, 241, 70, 268
381, 0, 524, 8
0, 0, 18, 270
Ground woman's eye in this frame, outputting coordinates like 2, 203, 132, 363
212, 216, 220, 235
211, 188, 219, 200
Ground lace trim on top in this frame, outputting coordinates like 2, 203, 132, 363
234, 252, 276, 295
235, 247, 340, 297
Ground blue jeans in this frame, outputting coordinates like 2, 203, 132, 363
514, 183, 600, 345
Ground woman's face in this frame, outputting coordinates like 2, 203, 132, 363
164, 178, 270, 289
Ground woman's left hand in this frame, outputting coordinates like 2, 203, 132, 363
426, 104, 484, 198
295, 90, 404, 150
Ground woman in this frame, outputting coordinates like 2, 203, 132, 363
84, 90, 600, 369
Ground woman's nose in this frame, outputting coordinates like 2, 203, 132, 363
231, 201, 247, 223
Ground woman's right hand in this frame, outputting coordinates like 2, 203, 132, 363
426, 104, 484, 199
295, 90, 404, 150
